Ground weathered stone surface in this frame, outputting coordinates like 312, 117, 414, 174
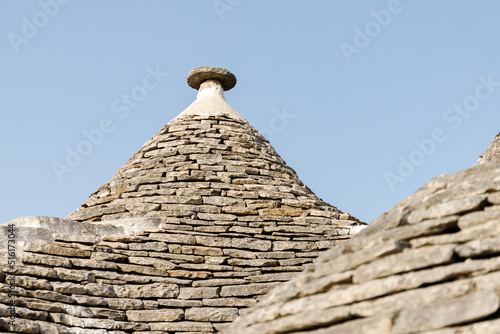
22, 252, 72, 268
195, 225, 230, 232
311, 239, 409, 279
6, 275, 52, 290
406, 195, 487, 224
49, 312, 148, 330
198, 212, 237, 221
126, 309, 184, 322
52, 282, 89, 294
180, 263, 235, 272
203, 196, 244, 206
25, 242, 91, 258
273, 241, 317, 251
72, 258, 116, 270
488, 192, 500, 204
247, 272, 298, 283
304, 316, 392, 334
353, 244, 456, 283
115, 263, 165, 276
420, 319, 500, 334
91, 308, 126, 320
185, 307, 239, 322
55, 304, 93, 318
151, 251, 204, 264
158, 299, 203, 307
456, 236, 500, 258
203, 298, 257, 307
72, 295, 108, 306
114, 284, 179, 299
167, 269, 212, 279
205, 255, 228, 264
127, 256, 176, 270
227, 258, 279, 267
195, 236, 233, 248
221, 283, 280, 297
178, 287, 220, 299
128, 242, 168, 251
149, 232, 195, 244
55, 268, 95, 281
392, 290, 500, 333
410, 219, 500, 248
193, 279, 247, 287
477, 132, 500, 164
279, 258, 312, 266
28, 290, 76, 304
0, 318, 41, 333
91, 270, 150, 283
149, 321, 213, 332
4, 265, 58, 279
224, 206, 259, 215
232, 238, 272, 251
457, 208, 500, 229
12, 306, 48, 321
106, 298, 144, 310
91, 252, 127, 262
68, 205, 127, 221
223, 248, 257, 259
82, 283, 116, 298
182, 245, 224, 256
22, 300, 64, 312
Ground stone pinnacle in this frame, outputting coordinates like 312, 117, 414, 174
187, 66, 237, 91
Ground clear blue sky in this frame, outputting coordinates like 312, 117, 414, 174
1, 1, 499, 225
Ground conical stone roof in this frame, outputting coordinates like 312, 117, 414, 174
0, 67, 363, 333
226, 133, 500, 334
67, 66, 358, 226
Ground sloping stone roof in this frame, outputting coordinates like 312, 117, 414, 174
477, 132, 500, 164
226, 134, 500, 334
0, 67, 363, 333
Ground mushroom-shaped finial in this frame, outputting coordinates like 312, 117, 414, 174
187, 66, 237, 91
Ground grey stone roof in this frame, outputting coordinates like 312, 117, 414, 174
226, 134, 500, 334
0, 67, 363, 333
477, 132, 500, 164
66, 113, 354, 225
67, 69, 357, 226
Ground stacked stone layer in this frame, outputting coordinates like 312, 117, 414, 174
0, 113, 362, 333
226, 137, 500, 333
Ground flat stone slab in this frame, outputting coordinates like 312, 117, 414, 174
187, 66, 237, 91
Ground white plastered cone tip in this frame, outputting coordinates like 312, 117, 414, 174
173, 67, 246, 122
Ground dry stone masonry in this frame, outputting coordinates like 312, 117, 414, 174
226, 133, 500, 334
0, 67, 363, 333
477, 131, 500, 164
